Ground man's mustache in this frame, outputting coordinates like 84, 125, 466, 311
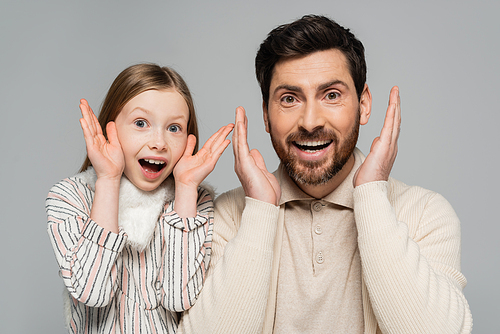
286, 127, 338, 145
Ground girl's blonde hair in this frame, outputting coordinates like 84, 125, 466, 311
80, 63, 198, 172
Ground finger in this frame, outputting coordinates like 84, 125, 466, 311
89, 103, 103, 137
233, 107, 245, 161
209, 139, 231, 165
81, 99, 103, 137
385, 86, 400, 149
393, 87, 401, 143
79, 99, 96, 136
236, 108, 250, 154
79, 117, 94, 146
201, 126, 225, 153
212, 124, 234, 151
380, 88, 398, 144
206, 124, 234, 152
237, 116, 251, 159
183, 134, 197, 157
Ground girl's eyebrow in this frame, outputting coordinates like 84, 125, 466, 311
129, 107, 188, 120
128, 106, 151, 115
168, 114, 189, 121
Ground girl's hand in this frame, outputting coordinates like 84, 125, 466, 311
173, 124, 233, 218
79, 99, 125, 181
173, 124, 234, 189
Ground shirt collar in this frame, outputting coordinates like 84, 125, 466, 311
276, 148, 365, 209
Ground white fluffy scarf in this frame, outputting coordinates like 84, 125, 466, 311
76, 167, 175, 252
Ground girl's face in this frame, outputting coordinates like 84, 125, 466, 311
114, 89, 189, 191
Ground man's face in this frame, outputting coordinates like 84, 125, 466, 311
264, 49, 371, 186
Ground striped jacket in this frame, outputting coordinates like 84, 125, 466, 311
46, 168, 213, 333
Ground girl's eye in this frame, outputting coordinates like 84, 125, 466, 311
281, 95, 296, 104
326, 92, 340, 100
168, 125, 181, 133
134, 120, 147, 128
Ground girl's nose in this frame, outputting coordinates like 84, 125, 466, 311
148, 131, 168, 151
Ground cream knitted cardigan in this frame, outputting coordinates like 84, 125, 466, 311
179, 149, 472, 333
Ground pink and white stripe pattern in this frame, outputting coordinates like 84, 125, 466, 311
46, 175, 213, 333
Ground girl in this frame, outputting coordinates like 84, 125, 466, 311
46, 63, 233, 333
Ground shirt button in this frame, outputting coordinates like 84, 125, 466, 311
316, 251, 324, 264
312, 202, 323, 212
314, 225, 323, 235
155, 281, 161, 290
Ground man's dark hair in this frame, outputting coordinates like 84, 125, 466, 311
255, 15, 366, 107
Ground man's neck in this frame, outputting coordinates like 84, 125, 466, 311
295, 154, 355, 199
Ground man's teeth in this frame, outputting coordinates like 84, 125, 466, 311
295, 140, 331, 147
294, 140, 332, 152
144, 159, 165, 165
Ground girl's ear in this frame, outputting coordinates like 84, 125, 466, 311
263, 101, 270, 133
359, 84, 372, 125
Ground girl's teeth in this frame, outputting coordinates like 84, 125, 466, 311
145, 159, 165, 165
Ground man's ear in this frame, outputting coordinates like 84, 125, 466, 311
263, 101, 270, 133
359, 84, 372, 125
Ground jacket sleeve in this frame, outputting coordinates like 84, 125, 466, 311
46, 177, 127, 307
160, 187, 214, 312
177, 188, 280, 334
353, 181, 473, 334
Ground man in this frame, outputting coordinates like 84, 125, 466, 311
179, 15, 472, 333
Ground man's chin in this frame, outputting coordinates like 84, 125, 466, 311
285, 161, 334, 186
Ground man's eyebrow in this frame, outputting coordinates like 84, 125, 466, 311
318, 80, 349, 91
273, 80, 350, 96
273, 84, 303, 95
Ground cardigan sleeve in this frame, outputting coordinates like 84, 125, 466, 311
354, 181, 473, 334
46, 177, 127, 307
159, 187, 214, 312
177, 188, 280, 334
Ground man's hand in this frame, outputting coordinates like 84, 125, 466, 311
233, 107, 280, 206
354, 86, 401, 187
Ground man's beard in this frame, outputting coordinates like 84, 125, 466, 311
269, 115, 360, 186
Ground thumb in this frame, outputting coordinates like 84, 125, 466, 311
352, 165, 361, 187
249, 149, 267, 171
183, 134, 197, 157
106, 122, 121, 146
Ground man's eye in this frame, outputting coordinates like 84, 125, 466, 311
168, 125, 180, 133
134, 120, 147, 128
326, 92, 340, 100
282, 95, 296, 104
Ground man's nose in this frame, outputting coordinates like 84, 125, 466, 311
298, 101, 325, 132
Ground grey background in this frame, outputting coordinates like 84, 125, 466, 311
1, 0, 498, 333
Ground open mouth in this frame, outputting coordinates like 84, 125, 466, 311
139, 159, 166, 174
293, 140, 332, 153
